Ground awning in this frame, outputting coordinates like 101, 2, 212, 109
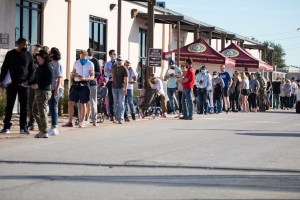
220, 43, 273, 72
163, 38, 235, 67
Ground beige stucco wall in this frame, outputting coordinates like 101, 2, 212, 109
0, 0, 15, 49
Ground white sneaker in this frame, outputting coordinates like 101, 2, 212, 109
48, 128, 59, 136
53, 128, 60, 135
79, 122, 85, 128
0, 129, 10, 134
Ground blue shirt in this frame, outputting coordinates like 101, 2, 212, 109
165, 66, 181, 88
219, 72, 231, 88
104, 60, 116, 81
195, 73, 211, 90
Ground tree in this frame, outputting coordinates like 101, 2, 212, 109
262, 41, 286, 68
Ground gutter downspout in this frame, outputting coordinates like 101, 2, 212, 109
66, 0, 72, 82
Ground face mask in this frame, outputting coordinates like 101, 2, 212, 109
80, 58, 88, 66
201, 70, 205, 74
21, 47, 28, 52
113, 54, 117, 60
213, 75, 217, 78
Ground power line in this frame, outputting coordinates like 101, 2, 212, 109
272, 36, 300, 41
253, 30, 299, 37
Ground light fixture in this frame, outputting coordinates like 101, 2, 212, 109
110, 3, 117, 10
297, 28, 300, 32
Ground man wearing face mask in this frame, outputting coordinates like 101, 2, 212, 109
0, 38, 34, 134
195, 65, 211, 115
164, 60, 181, 114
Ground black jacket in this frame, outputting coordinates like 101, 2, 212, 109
0, 49, 34, 84
31, 62, 53, 91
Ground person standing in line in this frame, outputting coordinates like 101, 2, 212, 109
0, 38, 34, 134
195, 65, 211, 115
272, 77, 281, 109
290, 77, 298, 109
27, 44, 42, 130
31, 50, 53, 138
111, 55, 128, 124
230, 70, 241, 112
164, 60, 181, 114
63, 50, 94, 128
124, 60, 137, 121
175, 64, 186, 118
206, 70, 214, 114
283, 79, 292, 110
219, 65, 232, 113
48, 47, 63, 136
265, 78, 272, 110
212, 71, 224, 114
104, 49, 117, 122
240, 72, 250, 112
257, 72, 267, 111
248, 73, 260, 112
280, 78, 285, 109
86, 48, 101, 126
180, 58, 195, 120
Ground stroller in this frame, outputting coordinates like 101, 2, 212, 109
97, 76, 109, 123
136, 87, 162, 119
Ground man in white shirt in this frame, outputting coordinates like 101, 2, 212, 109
291, 77, 299, 109
63, 50, 95, 128
150, 76, 167, 117
195, 65, 212, 114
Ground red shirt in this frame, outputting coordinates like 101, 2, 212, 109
183, 67, 195, 89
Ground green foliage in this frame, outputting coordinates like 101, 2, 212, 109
0, 89, 6, 119
262, 41, 286, 68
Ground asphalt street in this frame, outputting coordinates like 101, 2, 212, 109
0, 110, 300, 199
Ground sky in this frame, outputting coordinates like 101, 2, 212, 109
163, 0, 300, 67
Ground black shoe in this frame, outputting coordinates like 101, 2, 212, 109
179, 117, 187, 120
20, 128, 30, 134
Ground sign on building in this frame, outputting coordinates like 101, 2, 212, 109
0, 33, 9, 49
148, 48, 162, 67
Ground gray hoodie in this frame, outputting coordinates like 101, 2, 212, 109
283, 83, 292, 97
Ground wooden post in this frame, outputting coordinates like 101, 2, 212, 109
177, 20, 180, 67
117, 0, 122, 55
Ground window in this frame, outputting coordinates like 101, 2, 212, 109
138, 28, 147, 89
16, 0, 42, 46
89, 16, 107, 61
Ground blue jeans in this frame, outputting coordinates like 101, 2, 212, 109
197, 88, 208, 114
182, 88, 194, 118
48, 88, 63, 128
112, 88, 125, 121
214, 99, 222, 113
167, 87, 176, 113
124, 89, 135, 118
273, 93, 280, 109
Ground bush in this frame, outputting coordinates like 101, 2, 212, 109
0, 89, 6, 119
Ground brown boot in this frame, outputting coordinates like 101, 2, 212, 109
125, 117, 130, 122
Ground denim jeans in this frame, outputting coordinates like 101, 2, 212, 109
273, 93, 280, 109
48, 88, 63, 128
112, 88, 125, 121
167, 87, 176, 113
182, 88, 194, 118
124, 89, 135, 118
197, 88, 208, 114
213, 97, 222, 113
89, 85, 98, 122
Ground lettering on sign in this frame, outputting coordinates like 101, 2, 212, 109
148, 48, 162, 67
0, 33, 9, 49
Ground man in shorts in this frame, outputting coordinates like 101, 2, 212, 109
219, 65, 232, 113
63, 50, 95, 128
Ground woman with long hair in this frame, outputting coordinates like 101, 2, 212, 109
48, 47, 63, 135
240, 72, 250, 112
31, 50, 53, 138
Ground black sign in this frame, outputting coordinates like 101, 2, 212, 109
148, 48, 162, 67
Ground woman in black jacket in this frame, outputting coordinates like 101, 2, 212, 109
31, 50, 53, 138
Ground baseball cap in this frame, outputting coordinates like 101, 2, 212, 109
125, 60, 131, 64
117, 55, 124, 61
169, 60, 175, 66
